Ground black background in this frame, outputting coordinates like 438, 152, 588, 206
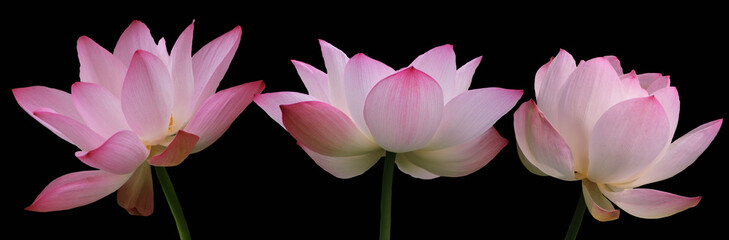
6, 5, 726, 239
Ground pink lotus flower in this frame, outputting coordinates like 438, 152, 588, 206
255, 40, 522, 179
514, 49, 722, 221
14, 20, 264, 215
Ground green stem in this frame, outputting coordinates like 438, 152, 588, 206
154, 166, 191, 240
564, 193, 586, 240
379, 151, 396, 240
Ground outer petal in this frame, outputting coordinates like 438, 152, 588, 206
600, 186, 701, 219
395, 154, 440, 180
75, 130, 150, 174
117, 163, 154, 216
33, 109, 105, 152
535, 49, 576, 122
113, 20, 158, 66
254, 91, 319, 128
516, 143, 547, 176
319, 39, 350, 112
513, 100, 576, 180
582, 180, 620, 221
344, 53, 395, 136
77, 36, 127, 98
426, 87, 522, 149
410, 44, 457, 102
588, 96, 670, 184
121, 50, 174, 144
623, 119, 722, 188
184, 80, 265, 153
148, 130, 199, 166
652, 86, 680, 138
364, 67, 444, 153
453, 56, 482, 96
554, 56, 627, 174
533, 56, 552, 99
169, 21, 196, 130
403, 127, 508, 177
292, 60, 330, 103
191, 26, 242, 112
13, 86, 84, 142
282, 101, 380, 157
71, 82, 130, 138
25, 170, 130, 212
301, 146, 383, 179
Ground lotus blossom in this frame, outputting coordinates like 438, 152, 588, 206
255, 40, 522, 179
14, 20, 264, 215
514, 49, 722, 221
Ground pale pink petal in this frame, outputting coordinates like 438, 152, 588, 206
535, 49, 576, 122
453, 56, 482, 97
637, 73, 670, 93
364, 67, 444, 152
403, 127, 507, 177
426, 87, 522, 149
645, 75, 671, 94
77, 36, 127, 98
410, 44, 457, 102
185, 81, 264, 152
169, 21, 196, 129
652, 86, 680, 138
601, 186, 701, 219
554, 56, 626, 174
71, 82, 130, 138
319, 39, 350, 112
25, 170, 130, 212
620, 73, 649, 100
301, 146, 383, 179
281, 101, 379, 157
121, 50, 174, 144
156, 38, 170, 66
191, 26, 242, 112
292, 59, 330, 103
148, 130, 199, 167
343, 53, 395, 136
253, 91, 319, 128
582, 180, 620, 221
513, 100, 576, 180
117, 163, 154, 216
626, 119, 722, 188
395, 154, 440, 180
75, 130, 149, 174
588, 96, 670, 184
516, 142, 547, 176
603, 55, 624, 75
113, 20, 158, 66
13, 86, 84, 142
33, 109, 105, 152
533, 56, 553, 99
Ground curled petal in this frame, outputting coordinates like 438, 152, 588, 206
588, 96, 670, 184
301, 146, 383, 179
13, 86, 85, 141
453, 56, 482, 97
404, 127, 507, 177
148, 130, 199, 167
344, 53, 395, 136
513, 100, 575, 180
601, 186, 701, 219
319, 39, 350, 112
75, 130, 150, 174
185, 81, 265, 152
535, 49, 576, 122
254, 91, 319, 128
26, 170, 130, 212
282, 101, 379, 157
582, 180, 620, 221
364, 67, 444, 152
395, 154, 439, 180
117, 163, 154, 216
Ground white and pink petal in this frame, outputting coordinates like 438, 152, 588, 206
254, 91, 320, 128
26, 170, 130, 212
75, 130, 149, 174
301, 146, 383, 179
600, 186, 701, 219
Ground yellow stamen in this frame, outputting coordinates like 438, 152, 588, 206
168, 115, 174, 132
